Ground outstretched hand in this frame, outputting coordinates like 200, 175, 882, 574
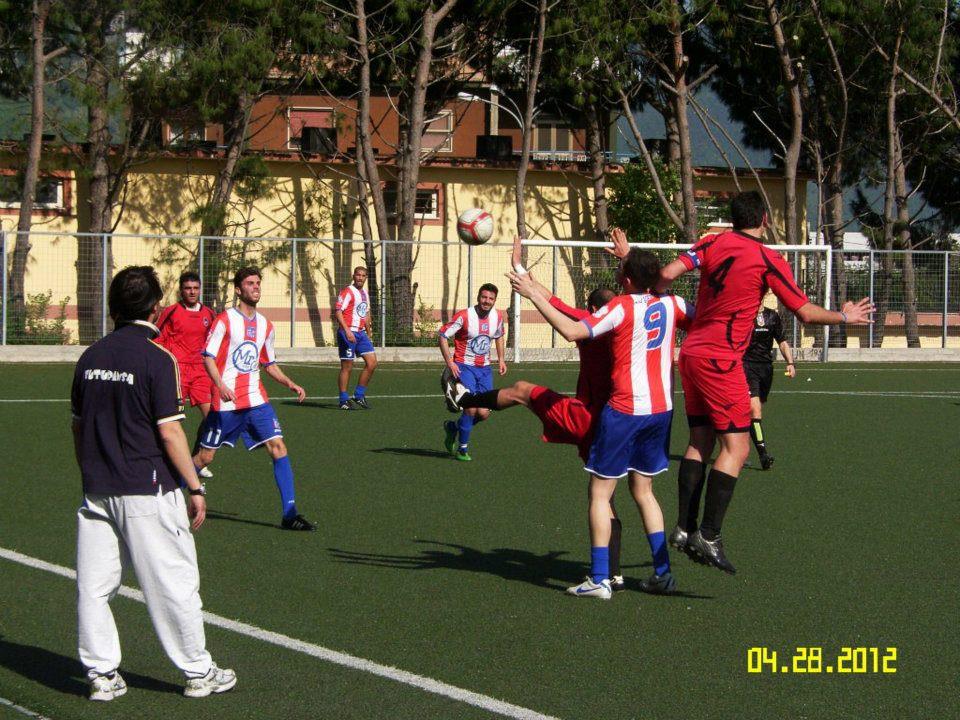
604, 227, 630, 260
842, 297, 876, 324
511, 235, 523, 269
506, 270, 537, 299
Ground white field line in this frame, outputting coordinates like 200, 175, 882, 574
0, 697, 52, 720
0, 547, 559, 720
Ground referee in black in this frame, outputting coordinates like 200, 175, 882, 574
742, 303, 796, 470
72, 266, 236, 701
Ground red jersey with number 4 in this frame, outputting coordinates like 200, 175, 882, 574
581, 293, 692, 416
548, 295, 612, 414
678, 230, 809, 360
156, 302, 216, 367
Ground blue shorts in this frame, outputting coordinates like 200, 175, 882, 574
338, 329, 375, 361
456, 363, 493, 393
200, 404, 283, 451
584, 406, 672, 479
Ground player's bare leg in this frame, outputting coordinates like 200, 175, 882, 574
749, 396, 773, 469
193, 447, 216, 472
338, 360, 354, 409
445, 379, 537, 412
353, 353, 378, 408
607, 500, 624, 591
263, 438, 315, 531
194, 402, 214, 478
629, 471, 676, 594
567, 475, 617, 599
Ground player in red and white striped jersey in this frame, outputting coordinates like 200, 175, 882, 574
438, 284, 507, 461
509, 248, 690, 598
335, 267, 378, 409
193, 267, 316, 531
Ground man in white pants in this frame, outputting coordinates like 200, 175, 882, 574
71, 265, 236, 701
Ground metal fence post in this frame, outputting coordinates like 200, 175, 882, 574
467, 243, 473, 302
512, 284, 522, 363
1, 230, 7, 346
198, 236, 204, 276
380, 238, 387, 348
868, 251, 875, 349
290, 239, 297, 348
943, 252, 950, 349
823, 248, 833, 361
101, 233, 109, 338
551, 244, 558, 349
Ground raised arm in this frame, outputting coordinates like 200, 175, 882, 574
507, 271, 590, 342
656, 258, 689, 294
794, 298, 874, 325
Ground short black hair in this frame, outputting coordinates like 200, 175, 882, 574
620, 249, 660, 292
233, 266, 262, 287
478, 283, 499, 298
731, 191, 767, 230
109, 266, 163, 323
179, 270, 201, 287
587, 287, 615, 312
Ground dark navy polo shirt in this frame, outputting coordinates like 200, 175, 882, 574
71, 320, 186, 495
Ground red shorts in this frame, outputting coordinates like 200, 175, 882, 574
180, 365, 213, 407
678, 353, 751, 433
529, 386, 598, 462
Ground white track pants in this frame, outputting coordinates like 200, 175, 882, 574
77, 489, 212, 679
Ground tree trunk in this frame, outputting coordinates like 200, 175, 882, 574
585, 102, 609, 240
515, 0, 546, 241
824, 173, 848, 347
893, 133, 920, 347
668, 2, 698, 243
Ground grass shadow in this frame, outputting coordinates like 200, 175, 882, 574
370, 447, 453, 460
206, 510, 282, 530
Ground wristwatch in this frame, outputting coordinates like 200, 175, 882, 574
188, 484, 206, 496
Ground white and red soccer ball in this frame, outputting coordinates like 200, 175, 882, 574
456, 208, 494, 245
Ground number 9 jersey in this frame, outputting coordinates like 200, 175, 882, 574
679, 230, 809, 360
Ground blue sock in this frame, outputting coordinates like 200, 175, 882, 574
339, 391, 349, 404
354, 385, 366, 399
590, 546, 609, 584
647, 531, 670, 576
457, 412, 474, 447
273, 456, 298, 519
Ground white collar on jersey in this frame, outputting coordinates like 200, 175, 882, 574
132, 319, 160, 336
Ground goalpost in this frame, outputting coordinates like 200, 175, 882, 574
510, 239, 833, 363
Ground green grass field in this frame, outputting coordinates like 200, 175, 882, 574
0, 361, 957, 720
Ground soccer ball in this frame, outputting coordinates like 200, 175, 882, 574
456, 208, 494, 245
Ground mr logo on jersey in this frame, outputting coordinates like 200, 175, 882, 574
468, 335, 491, 355
356, 302, 368, 318
231, 341, 259, 373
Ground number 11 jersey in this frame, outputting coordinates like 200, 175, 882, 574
678, 230, 809, 360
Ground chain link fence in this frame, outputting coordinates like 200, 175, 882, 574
2, 230, 958, 353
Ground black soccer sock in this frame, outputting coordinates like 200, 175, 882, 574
699, 468, 738, 541
192, 421, 205, 456
676, 458, 706, 533
608, 517, 622, 577
750, 419, 767, 455
457, 389, 502, 410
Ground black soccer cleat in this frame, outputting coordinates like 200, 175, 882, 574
353, 396, 371, 409
440, 367, 468, 413
760, 453, 775, 471
668, 526, 689, 552
610, 575, 626, 592
687, 530, 736, 574
281, 514, 317, 532
339, 400, 354, 410
639, 571, 678, 595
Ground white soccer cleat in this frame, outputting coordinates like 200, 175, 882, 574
183, 664, 237, 698
610, 575, 626, 592
89, 672, 127, 702
440, 367, 470, 413
199, 466, 213, 479
566, 576, 613, 600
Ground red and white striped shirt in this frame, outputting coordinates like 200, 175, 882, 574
202, 308, 277, 411
336, 284, 369, 332
439, 306, 505, 367
581, 293, 692, 416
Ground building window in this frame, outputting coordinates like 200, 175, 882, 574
167, 124, 205, 146
536, 124, 571, 153
0, 175, 64, 210
287, 107, 334, 149
422, 111, 454, 153
383, 183, 442, 221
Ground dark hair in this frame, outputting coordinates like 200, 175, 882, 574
353, 266, 368, 274
179, 270, 201, 287
730, 191, 767, 230
620, 249, 660, 292
233, 266, 262, 287
587, 287, 615, 312
109, 266, 163, 323
478, 283, 499, 298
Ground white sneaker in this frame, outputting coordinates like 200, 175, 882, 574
610, 575, 626, 592
89, 672, 127, 701
566, 576, 612, 600
199, 466, 214, 479
183, 664, 237, 698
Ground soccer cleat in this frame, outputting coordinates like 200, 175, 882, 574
281, 514, 317, 532
199, 466, 213, 479
440, 368, 469, 413
353, 396, 370, 409
610, 575, 626, 592
687, 530, 736, 574
89, 672, 127, 702
455, 451, 472, 462
668, 526, 689, 552
183, 664, 237, 698
443, 421, 457, 455
760, 453, 775, 471
566, 576, 612, 600
639, 571, 678, 595
339, 400, 354, 410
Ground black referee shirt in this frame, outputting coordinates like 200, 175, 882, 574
71, 320, 185, 496
743, 308, 785, 364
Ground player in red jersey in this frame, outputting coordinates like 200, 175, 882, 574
657, 191, 874, 573
157, 271, 218, 478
